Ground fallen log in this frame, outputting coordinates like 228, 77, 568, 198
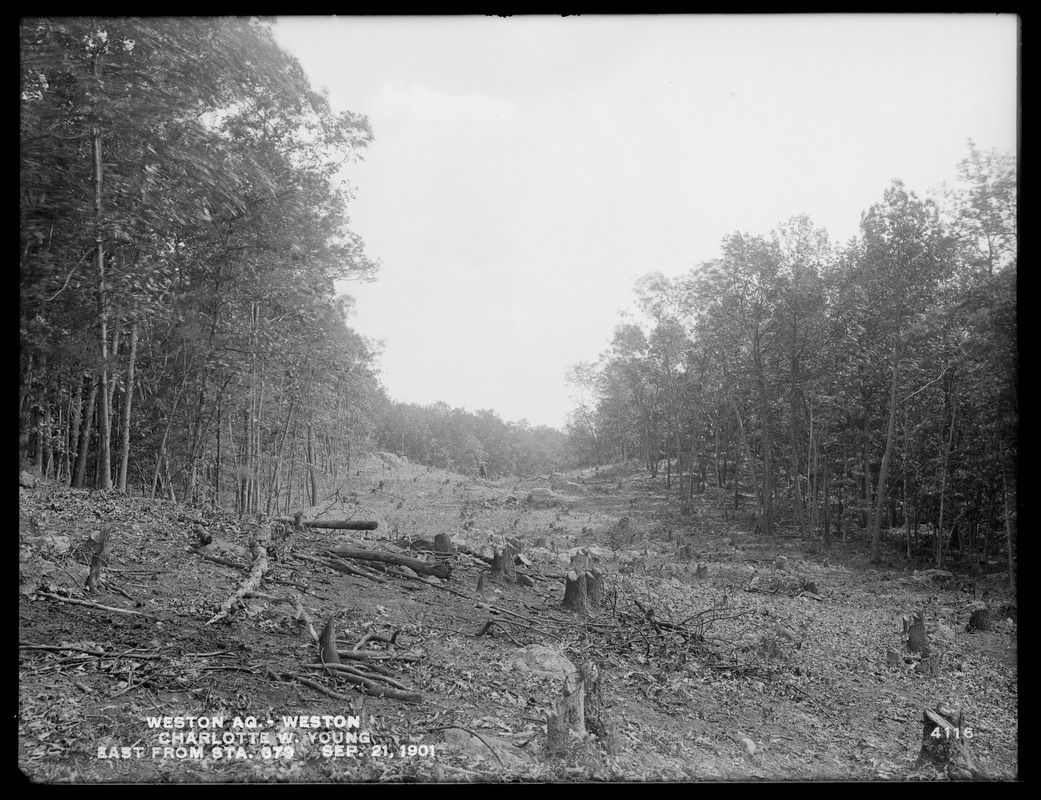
274, 518, 378, 531
323, 546, 452, 579
206, 524, 271, 625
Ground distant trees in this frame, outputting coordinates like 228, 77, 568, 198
567, 145, 1016, 574
20, 17, 382, 511
375, 402, 568, 479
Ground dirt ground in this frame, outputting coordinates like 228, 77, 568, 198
18, 455, 1018, 782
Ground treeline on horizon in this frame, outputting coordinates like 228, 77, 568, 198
563, 147, 1016, 569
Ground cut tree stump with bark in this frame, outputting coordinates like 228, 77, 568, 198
275, 518, 378, 531
489, 540, 519, 584
918, 705, 982, 779
579, 661, 616, 753
545, 660, 614, 756
434, 532, 454, 553
561, 548, 605, 615
546, 668, 584, 755
323, 546, 452, 580
320, 615, 340, 665
904, 610, 931, 655
966, 608, 992, 632
84, 522, 114, 594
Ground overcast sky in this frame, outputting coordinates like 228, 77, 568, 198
273, 14, 1018, 430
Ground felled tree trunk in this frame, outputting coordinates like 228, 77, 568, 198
323, 546, 451, 579
206, 524, 271, 625
561, 548, 604, 615
274, 518, 378, 531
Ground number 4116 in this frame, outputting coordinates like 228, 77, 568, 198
931, 726, 973, 739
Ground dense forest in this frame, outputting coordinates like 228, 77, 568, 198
564, 154, 1016, 572
19, 18, 567, 514
20, 18, 1016, 576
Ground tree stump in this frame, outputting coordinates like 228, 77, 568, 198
490, 540, 518, 584
580, 661, 616, 753
546, 669, 584, 755
915, 653, 941, 677
319, 615, 340, 665
696, 562, 708, 579
561, 549, 604, 615
918, 705, 980, 778
434, 532, 455, 553
905, 610, 931, 655
546, 660, 615, 756
84, 523, 114, 594
966, 608, 992, 632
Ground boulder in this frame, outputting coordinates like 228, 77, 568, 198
19, 471, 40, 489
526, 488, 559, 508
505, 644, 577, 681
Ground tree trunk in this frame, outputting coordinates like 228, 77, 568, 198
998, 436, 1016, 593
73, 377, 99, 489
935, 387, 957, 568
753, 334, 774, 535
307, 420, 319, 507
67, 375, 84, 487
870, 337, 900, 562
150, 360, 190, 500
731, 396, 762, 531
91, 94, 113, 491
862, 406, 871, 529
116, 318, 139, 493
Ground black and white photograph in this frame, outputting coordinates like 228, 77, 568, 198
19, 14, 1017, 782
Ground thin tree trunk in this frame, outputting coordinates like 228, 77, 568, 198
73, 377, 99, 489
935, 389, 957, 568
308, 420, 319, 506
253, 379, 265, 514
753, 335, 773, 535
870, 338, 901, 562
270, 397, 296, 512
215, 392, 222, 508
731, 397, 761, 519
91, 86, 113, 491
790, 377, 806, 539
116, 319, 139, 493
67, 375, 83, 486
150, 360, 190, 500
998, 436, 1015, 593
